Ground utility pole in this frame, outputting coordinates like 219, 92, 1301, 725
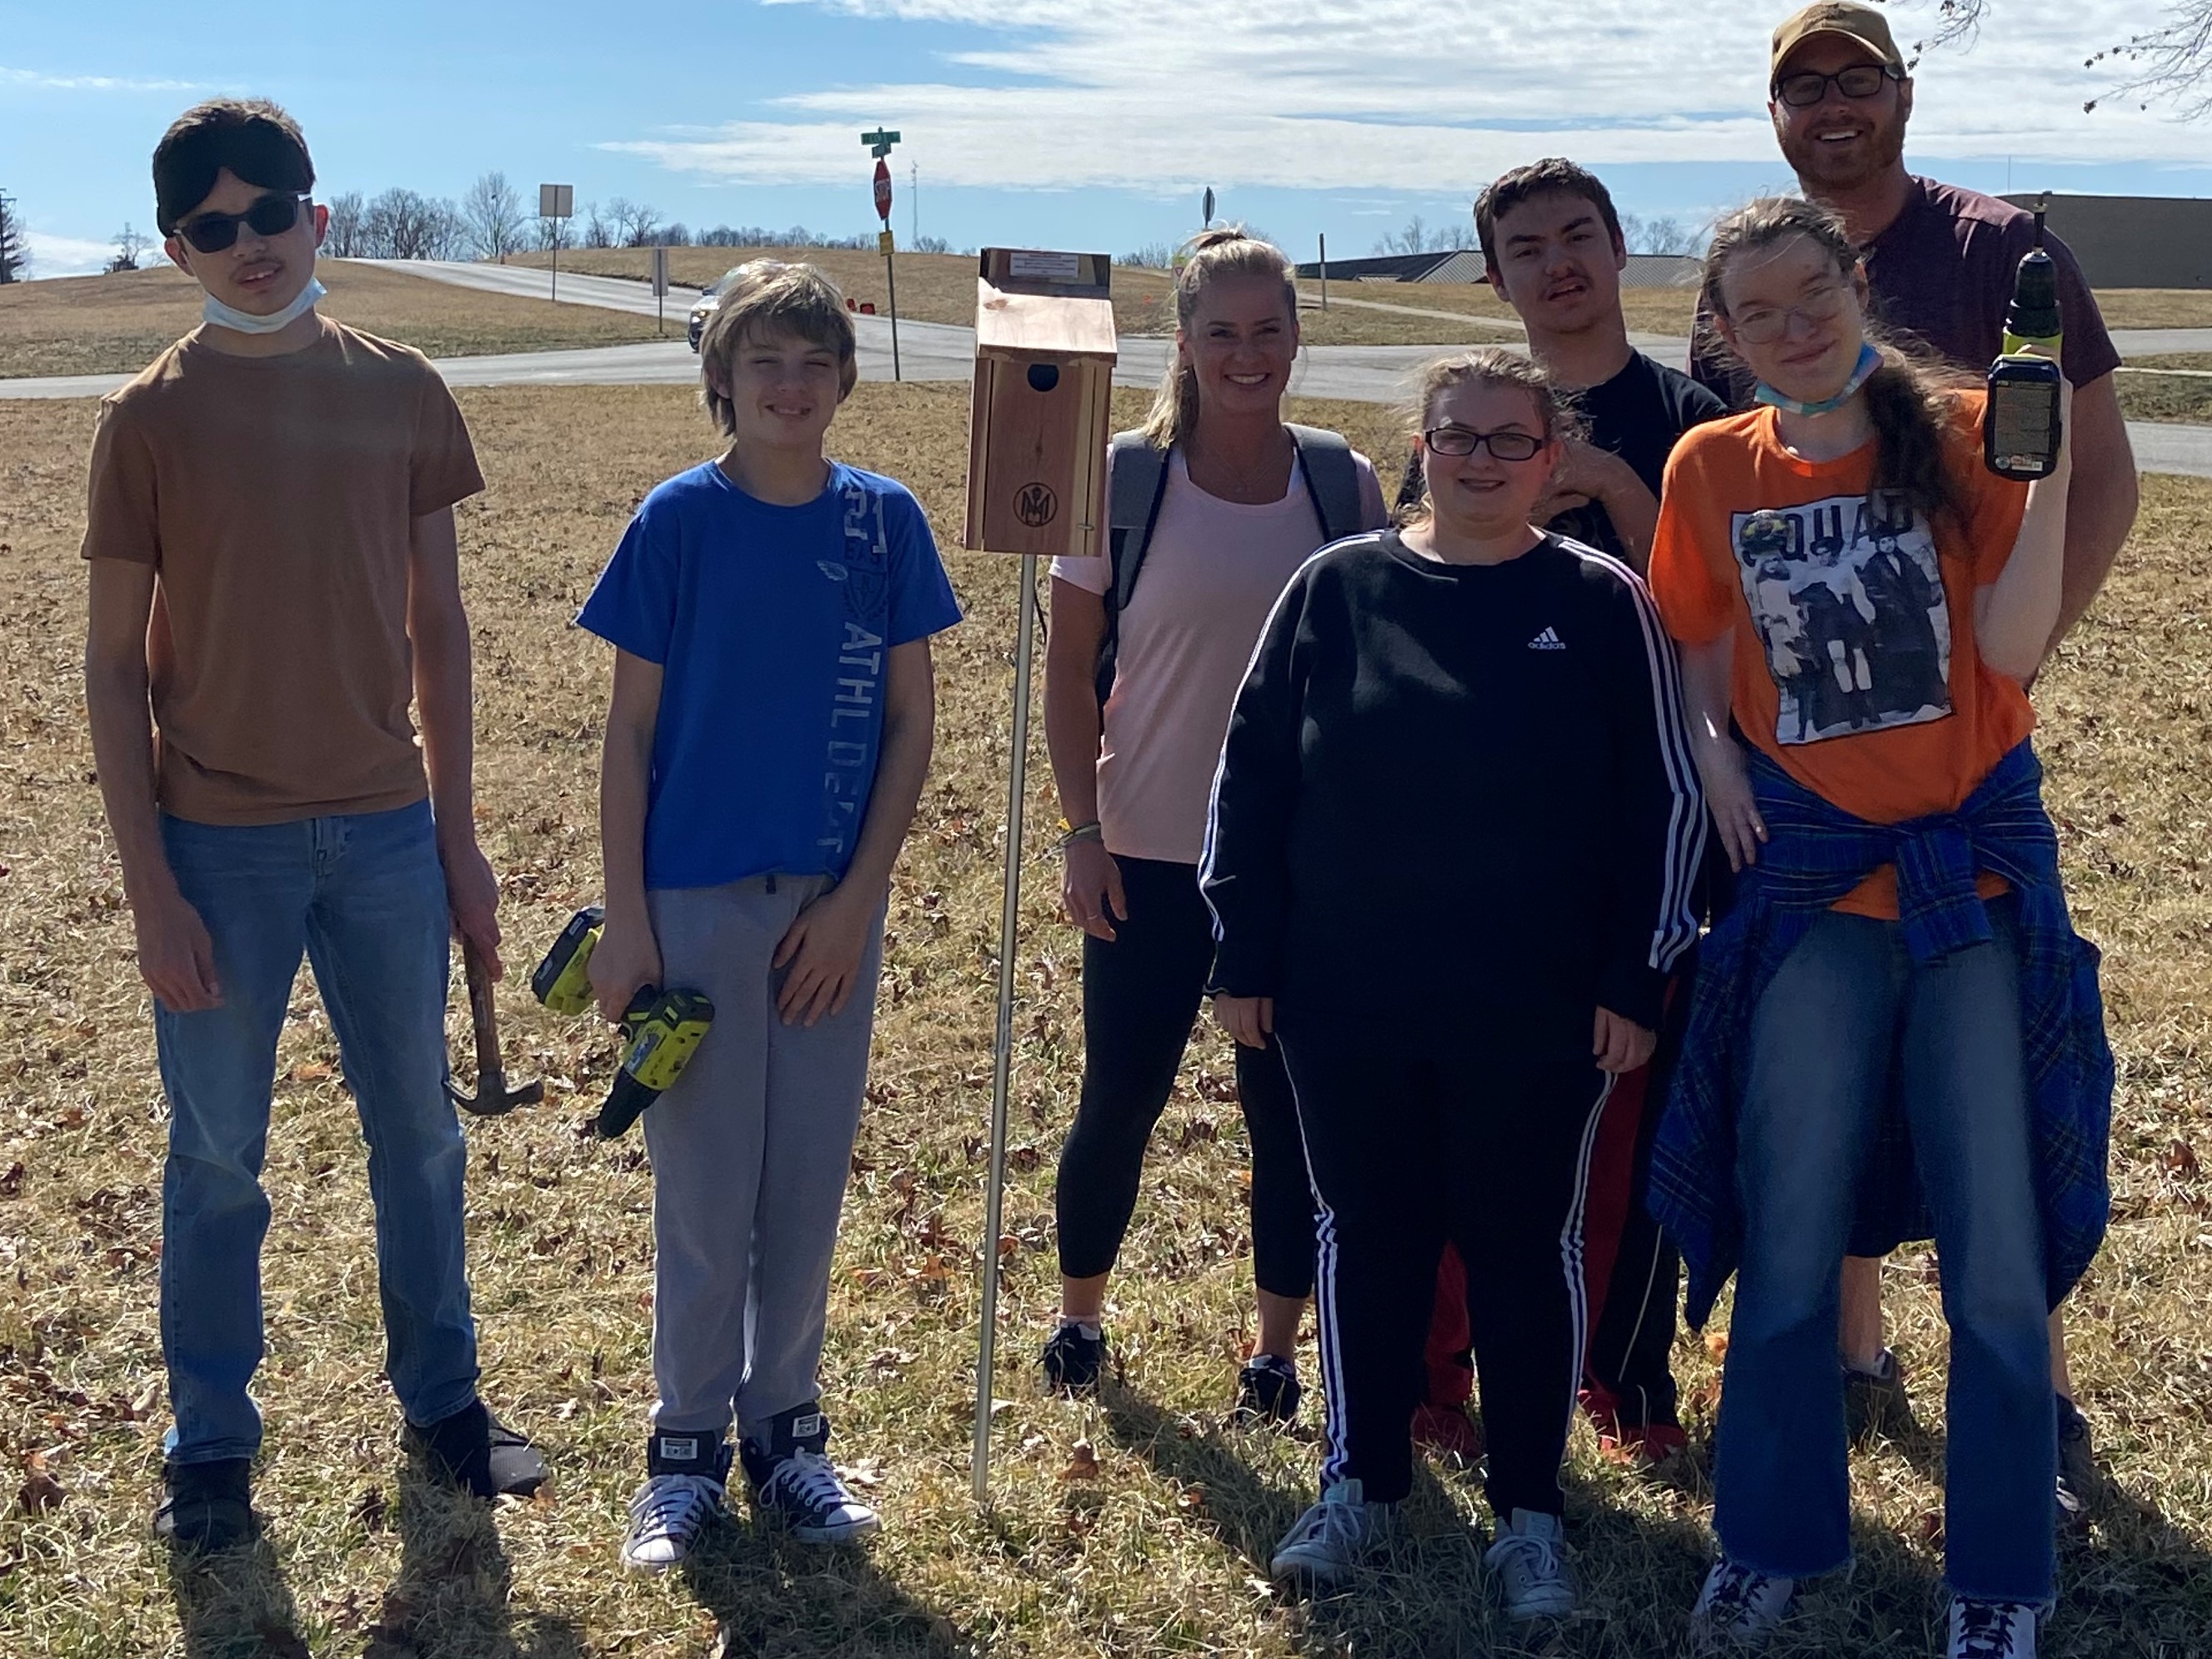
911, 162, 918, 248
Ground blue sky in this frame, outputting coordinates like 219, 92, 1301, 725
7, 0, 2211, 278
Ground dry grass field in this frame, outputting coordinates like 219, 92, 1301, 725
2, 381, 2209, 1658
2122, 358, 2212, 426
0, 263, 662, 379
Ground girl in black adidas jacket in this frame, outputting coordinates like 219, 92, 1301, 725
1204, 349, 1704, 1608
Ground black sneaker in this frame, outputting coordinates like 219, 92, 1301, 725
1842, 1349, 1914, 1447
2055, 1394, 2095, 1534
1234, 1355, 1301, 1426
153, 1457, 256, 1552
1040, 1321, 1105, 1395
406, 1398, 548, 1498
738, 1405, 878, 1544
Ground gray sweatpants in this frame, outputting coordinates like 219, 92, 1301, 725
643, 874, 883, 1441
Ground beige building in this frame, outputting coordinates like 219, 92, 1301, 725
2001, 194, 2212, 289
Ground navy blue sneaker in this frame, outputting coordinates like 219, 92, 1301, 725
739, 1406, 879, 1544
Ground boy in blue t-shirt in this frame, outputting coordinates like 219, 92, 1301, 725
576, 262, 960, 1570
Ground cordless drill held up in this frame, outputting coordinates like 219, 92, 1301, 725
1984, 198, 2066, 481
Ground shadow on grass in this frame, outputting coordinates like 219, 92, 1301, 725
676, 1512, 974, 1659
2049, 1470, 2212, 1657
359, 1461, 588, 1659
166, 1531, 311, 1659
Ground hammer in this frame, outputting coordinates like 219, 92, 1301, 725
447, 937, 543, 1117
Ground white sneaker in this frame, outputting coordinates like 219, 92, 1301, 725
621, 1471, 727, 1571
1689, 1560, 1796, 1651
1269, 1478, 1391, 1587
1484, 1508, 1575, 1619
1948, 1597, 2039, 1659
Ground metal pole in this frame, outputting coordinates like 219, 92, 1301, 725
885, 246, 903, 382
551, 238, 558, 304
1319, 233, 1329, 312
973, 550, 1038, 1504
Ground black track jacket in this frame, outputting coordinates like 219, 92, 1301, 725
1201, 531, 1705, 1035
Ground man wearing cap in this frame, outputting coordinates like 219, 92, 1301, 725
1695, 0, 2137, 1536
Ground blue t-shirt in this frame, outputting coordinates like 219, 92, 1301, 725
577, 459, 962, 890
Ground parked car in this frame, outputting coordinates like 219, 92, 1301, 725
687, 266, 753, 352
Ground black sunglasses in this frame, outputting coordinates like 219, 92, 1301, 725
176, 193, 310, 253
1423, 424, 1545, 462
1774, 63, 1904, 108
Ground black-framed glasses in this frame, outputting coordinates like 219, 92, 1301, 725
1729, 282, 1853, 344
1423, 424, 1545, 461
177, 193, 310, 253
1774, 63, 1904, 108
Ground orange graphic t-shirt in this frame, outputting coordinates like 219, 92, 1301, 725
1648, 393, 2034, 919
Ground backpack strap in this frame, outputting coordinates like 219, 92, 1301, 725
1286, 424, 1366, 544
1097, 431, 1173, 706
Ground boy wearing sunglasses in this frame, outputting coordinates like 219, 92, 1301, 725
80, 98, 542, 1551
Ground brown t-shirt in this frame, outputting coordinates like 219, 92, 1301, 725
81, 318, 484, 824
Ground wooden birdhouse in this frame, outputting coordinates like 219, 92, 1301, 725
964, 248, 1118, 559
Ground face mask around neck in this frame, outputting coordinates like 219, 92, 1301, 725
1754, 341, 1882, 418
203, 276, 327, 336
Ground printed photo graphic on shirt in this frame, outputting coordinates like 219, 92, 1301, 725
1730, 493, 1954, 745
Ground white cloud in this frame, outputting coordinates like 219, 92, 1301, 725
0, 67, 201, 93
23, 231, 125, 278
605, 0, 2206, 193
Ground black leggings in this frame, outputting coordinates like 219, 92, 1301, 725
1053, 855, 1315, 1299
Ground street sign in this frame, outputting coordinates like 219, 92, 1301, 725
873, 158, 893, 223
1203, 186, 1215, 228
878, 228, 895, 257
538, 183, 573, 219
862, 128, 902, 158
650, 245, 669, 297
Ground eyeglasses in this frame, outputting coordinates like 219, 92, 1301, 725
1422, 425, 1546, 461
1728, 282, 1852, 344
1773, 63, 1903, 108
176, 193, 310, 253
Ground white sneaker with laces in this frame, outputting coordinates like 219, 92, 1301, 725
1948, 1597, 2038, 1659
1689, 1559, 1796, 1651
621, 1471, 726, 1571
1269, 1478, 1391, 1587
752, 1447, 881, 1544
1484, 1508, 1575, 1619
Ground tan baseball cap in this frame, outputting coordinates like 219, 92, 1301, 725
1770, 2, 1906, 79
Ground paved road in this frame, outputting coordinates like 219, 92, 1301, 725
368, 258, 708, 319
8, 258, 2212, 478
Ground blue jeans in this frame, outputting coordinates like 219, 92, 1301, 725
155, 802, 478, 1465
1714, 900, 2054, 1605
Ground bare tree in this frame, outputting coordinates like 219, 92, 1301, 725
361, 188, 465, 260
325, 191, 366, 258
0, 193, 26, 283
1374, 214, 1479, 257
462, 171, 528, 263
608, 197, 661, 248
581, 201, 613, 248
1922, 1, 2212, 116
106, 223, 153, 273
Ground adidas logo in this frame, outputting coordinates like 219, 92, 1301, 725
1527, 626, 1567, 651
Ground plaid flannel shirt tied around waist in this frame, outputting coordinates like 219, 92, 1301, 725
1651, 739, 2114, 1328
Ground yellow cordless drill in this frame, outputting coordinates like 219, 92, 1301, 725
533, 907, 713, 1139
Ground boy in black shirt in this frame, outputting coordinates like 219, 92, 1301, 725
1404, 161, 1723, 1465
1476, 158, 1724, 572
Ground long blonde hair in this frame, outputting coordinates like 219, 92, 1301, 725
1139, 228, 1299, 450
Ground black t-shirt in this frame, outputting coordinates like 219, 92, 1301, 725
1549, 351, 1728, 561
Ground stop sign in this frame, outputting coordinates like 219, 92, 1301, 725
873, 158, 892, 222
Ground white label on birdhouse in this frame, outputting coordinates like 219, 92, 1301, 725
1008, 250, 1083, 282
